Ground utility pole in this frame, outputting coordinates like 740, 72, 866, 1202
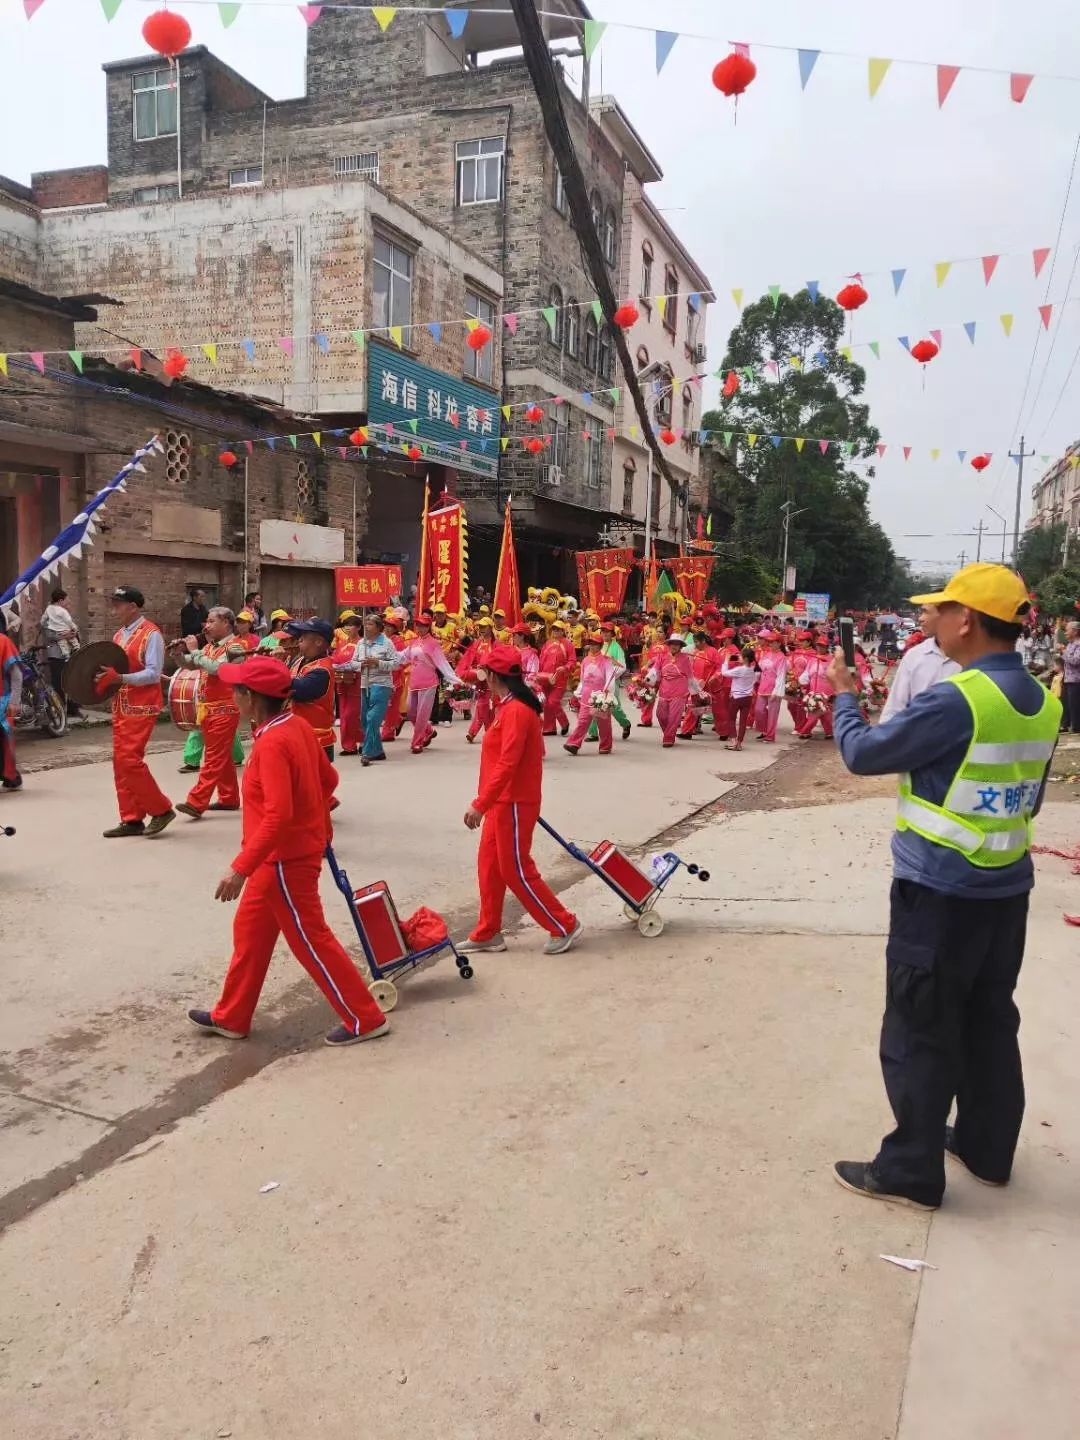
1009, 435, 1035, 568
974, 519, 985, 562
987, 506, 1008, 564
958, 549, 967, 569
780, 501, 807, 598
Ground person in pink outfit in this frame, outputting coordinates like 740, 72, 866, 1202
722, 647, 760, 750
457, 617, 497, 743
636, 627, 670, 728
754, 633, 789, 743
402, 611, 459, 754
511, 623, 543, 695
537, 622, 572, 735
796, 638, 837, 739
786, 632, 812, 733
645, 634, 702, 747
564, 633, 617, 755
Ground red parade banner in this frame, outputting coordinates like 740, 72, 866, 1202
492, 499, 522, 626
425, 500, 469, 615
334, 564, 404, 608
575, 547, 634, 616
668, 555, 715, 608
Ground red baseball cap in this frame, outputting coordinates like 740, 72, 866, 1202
218, 656, 292, 698
510, 622, 532, 636
484, 643, 523, 676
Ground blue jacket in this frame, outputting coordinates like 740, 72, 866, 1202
832, 652, 1053, 898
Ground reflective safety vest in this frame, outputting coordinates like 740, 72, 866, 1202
896, 667, 1061, 869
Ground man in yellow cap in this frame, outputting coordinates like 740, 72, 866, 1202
431, 602, 458, 654
827, 564, 1061, 1212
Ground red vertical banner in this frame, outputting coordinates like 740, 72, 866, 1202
427, 500, 469, 615
669, 555, 715, 608
575, 548, 634, 616
492, 499, 522, 625
415, 485, 432, 616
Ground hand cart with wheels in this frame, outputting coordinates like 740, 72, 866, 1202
325, 845, 474, 1012
536, 818, 710, 938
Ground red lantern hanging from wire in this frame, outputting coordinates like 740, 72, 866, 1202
163, 350, 188, 379
722, 370, 740, 399
613, 302, 639, 330
349, 428, 367, 446
836, 282, 869, 313
525, 437, 545, 456
911, 339, 939, 366
142, 9, 192, 59
466, 324, 493, 352
971, 454, 991, 473
525, 404, 545, 424
218, 450, 238, 469
712, 52, 757, 123
408, 445, 423, 462
660, 428, 678, 446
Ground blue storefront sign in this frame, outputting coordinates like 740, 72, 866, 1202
367, 340, 499, 482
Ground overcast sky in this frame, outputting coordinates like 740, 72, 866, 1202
2, 0, 1079, 572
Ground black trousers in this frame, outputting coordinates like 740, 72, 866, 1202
872, 878, 1028, 1205
1065, 681, 1080, 732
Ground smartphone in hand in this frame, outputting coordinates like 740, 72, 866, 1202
839, 616, 857, 670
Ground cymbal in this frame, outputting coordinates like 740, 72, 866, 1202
61, 641, 128, 708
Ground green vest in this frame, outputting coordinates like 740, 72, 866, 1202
896, 667, 1061, 869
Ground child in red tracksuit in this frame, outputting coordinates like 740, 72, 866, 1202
188, 657, 390, 1047
459, 644, 581, 957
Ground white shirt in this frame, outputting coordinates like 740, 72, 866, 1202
879, 637, 960, 723
722, 659, 758, 700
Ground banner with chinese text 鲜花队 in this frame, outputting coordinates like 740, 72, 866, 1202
575, 548, 634, 617
334, 564, 404, 609
425, 501, 469, 616
668, 555, 715, 608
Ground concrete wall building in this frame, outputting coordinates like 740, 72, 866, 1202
1029, 444, 1080, 535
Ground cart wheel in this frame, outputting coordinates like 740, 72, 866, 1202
687, 863, 699, 875
622, 902, 640, 922
698, 870, 711, 883
368, 978, 399, 1013
637, 910, 665, 938
459, 965, 475, 981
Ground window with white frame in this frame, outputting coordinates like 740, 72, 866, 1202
132, 69, 177, 141
229, 165, 263, 188
335, 152, 379, 182
663, 266, 679, 335
464, 287, 496, 383
603, 209, 617, 265
133, 184, 177, 204
583, 315, 598, 371
565, 301, 579, 358
640, 241, 653, 304
553, 163, 568, 216
548, 285, 564, 347
550, 401, 569, 472
598, 325, 613, 381
587, 429, 603, 488
656, 368, 673, 424
456, 137, 504, 206
373, 233, 413, 331
686, 300, 700, 348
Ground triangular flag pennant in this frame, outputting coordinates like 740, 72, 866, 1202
766, 360, 779, 377
371, 6, 396, 32
982, 255, 999, 284
841, 346, 853, 361
1011, 73, 1034, 104
964, 322, 977, 344
337, 447, 347, 459
937, 64, 960, 107
218, 1, 241, 23
903, 446, 911, 461
501, 405, 511, 422
68, 350, 84, 373
957, 451, 966, 463
100, 0, 123, 19
630, 425, 640, 439
244, 441, 254, 456
389, 326, 404, 348
408, 419, 419, 434
503, 312, 519, 336
312, 431, 322, 447
279, 337, 295, 356
798, 50, 820, 90
288, 435, 298, 449
591, 299, 604, 324
23, 0, 46, 17
768, 285, 781, 309
1033, 247, 1051, 277
891, 268, 906, 295
1039, 304, 1053, 329
930, 329, 943, 349
1000, 314, 1014, 336
898, 335, 911, 352
201, 343, 218, 366
869, 341, 880, 359
790, 355, 803, 371
610, 388, 620, 402
769, 435, 783, 448
501, 437, 510, 452
732, 288, 744, 311
930, 448, 941, 461
747, 434, 759, 449
819, 440, 830, 455
242, 339, 256, 360
130, 348, 142, 370
795, 438, 806, 452
583, 19, 607, 61
0, 356, 7, 378
877, 444, 887, 458
351, 329, 365, 351
444, 5, 468, 40
465, 316, 480, 333
30, 352, 45, 374
385, 423, 396, 437
582, 391, 593, 406
868, 58, 892, 98
298, 6, 322, 25
844, 442, 856, 457
935, 261, 952, 287
428, 322, 443, 344
655, 30, 678, 74
266, 438, 276, 451
656, 294, 668, 321
806, 280, 820, 303
542, 306, 557, 338
315, 332, 330, 355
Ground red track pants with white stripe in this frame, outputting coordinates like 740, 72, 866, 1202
471, 801, 578, 942
212, 855, 387, 1036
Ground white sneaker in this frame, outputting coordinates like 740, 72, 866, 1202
457, 933, 507, 954
543, 922, 583, 956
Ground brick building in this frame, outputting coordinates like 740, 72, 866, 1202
1028, 443, 1080, 536
0, 277, 379, 642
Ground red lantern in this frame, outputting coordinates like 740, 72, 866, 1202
163, 350, 188, 379
408, 445, 423, 462
660, 429, 677, 446
218, 450, 238, 469
525, 404, 545, 424
467, 324, 493, 352
349, 428, 367, 446
712, 52, 757, 98
836, 283, 869, 312
142, 9, 192, 58
613, 302, 639, 330
525, 437, 545, 456
723, 370, 740, 398
911, 339, 939, 365
971, 454, 991, 472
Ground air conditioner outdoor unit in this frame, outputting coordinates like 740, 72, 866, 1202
544, 465, 563, 487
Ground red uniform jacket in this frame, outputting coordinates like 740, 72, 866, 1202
288, 654, 337, 748
231, 711, 337, 876
472, 695, 544, 815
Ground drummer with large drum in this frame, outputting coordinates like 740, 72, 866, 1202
171, 606, 243, 821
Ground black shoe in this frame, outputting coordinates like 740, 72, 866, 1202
207, 803, 240, 812
944, 1125, 1008, 1186
370, 754, 387, 761
677, 733, 694, 741
145, 809, 177, 837
103, 820, 145, 838
832, 1160, 939, 1211
325, 1019, 391, 1046
637, 722, 653, 728
175, 802, 202, 821
188, 1008, 246, 1040
585, 735, 599, 742
2, 776, 23, 790
178, 763, 199, 774
621, 724, 632, 741
559, 727, 569, 737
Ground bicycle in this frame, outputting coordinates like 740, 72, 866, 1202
15, 646, 67, 738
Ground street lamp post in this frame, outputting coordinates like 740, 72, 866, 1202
987, 506, 1008, 565
780, 501, 807, 598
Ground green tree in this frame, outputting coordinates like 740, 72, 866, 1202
1035, 566, 1080, 617
1016, 524, 1066, 588
703, 289, 898, 607
708, 551, 778, 606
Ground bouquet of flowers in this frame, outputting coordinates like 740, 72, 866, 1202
804, 691, 832, 716
785, 674, 803, 698
860, 678, 889, 717
626, 676, 656, 709
444, 681, 475, 718
590, 692, 618, 715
